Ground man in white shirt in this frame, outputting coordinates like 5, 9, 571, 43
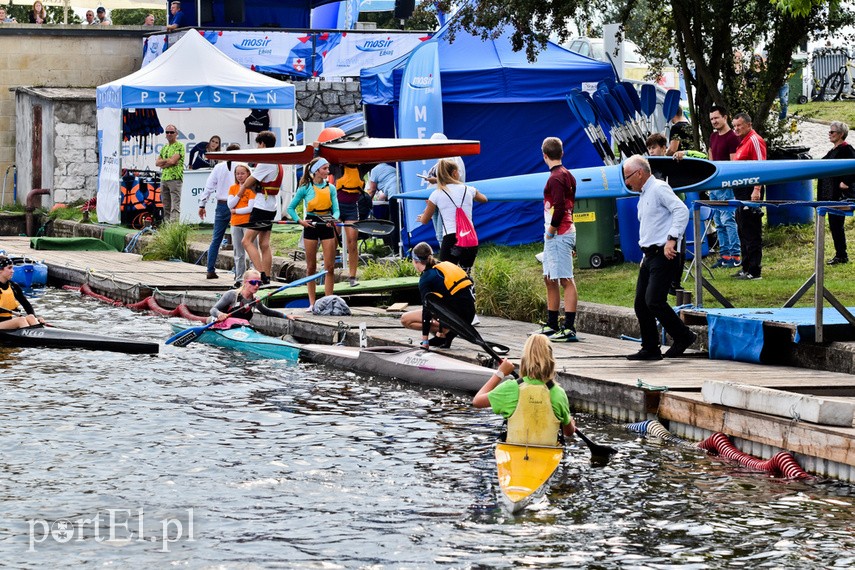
198, 143, 240, 279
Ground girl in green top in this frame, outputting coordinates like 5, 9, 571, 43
473, 334, 576, 441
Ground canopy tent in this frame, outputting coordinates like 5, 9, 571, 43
95, 29, 296, 225
360, 25, 616, 247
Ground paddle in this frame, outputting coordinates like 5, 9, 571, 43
165, 270, 326, 347
572, 92, 618, 162
603, 90, 647, 154
425, 297, 617, 462
618, 82, 649, 137
268, 218, 395, 236
590, 92, 636, 158
663, 89, 681, 124
565, 94, 613, 165
640, 83, 657, 134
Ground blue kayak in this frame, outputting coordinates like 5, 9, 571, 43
169, 323, 299, 361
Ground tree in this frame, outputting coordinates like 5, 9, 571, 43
439, 0, 855, 144
111, 9, 167, 26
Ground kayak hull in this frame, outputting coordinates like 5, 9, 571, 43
0, 325, 158, 354
396, 157, 855, 201
169, 323, 299, 361
495, 442, 564, 514
296, 343, 494, 393
207, 138, 480, 165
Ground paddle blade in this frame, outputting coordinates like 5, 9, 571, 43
575, 429, 618, 465
640, 83, 657, 116
663, 89, 681, 122
166, 324, 208, 347
619, 81, 643, 113
350, 219, 394, 236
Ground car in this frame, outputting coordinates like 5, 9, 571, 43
564, 37, 679, 89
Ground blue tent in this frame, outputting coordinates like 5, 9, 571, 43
360, 25, 616, 246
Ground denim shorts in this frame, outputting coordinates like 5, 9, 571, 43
543, 231, 576, 280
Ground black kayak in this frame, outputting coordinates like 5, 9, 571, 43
0, 325, 159, 354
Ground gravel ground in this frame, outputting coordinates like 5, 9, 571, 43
793, 118, 830, 158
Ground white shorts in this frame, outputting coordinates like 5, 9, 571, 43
543, 231, 576, 280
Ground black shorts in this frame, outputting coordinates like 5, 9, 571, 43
304, 222, 336, 241
247, 208, 276, 232
339, 201, 360, 222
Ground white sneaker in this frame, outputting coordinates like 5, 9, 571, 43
472, 315, 481, 326
305, 304, 314, 313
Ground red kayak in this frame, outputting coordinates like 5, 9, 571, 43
207, 137, 480, 165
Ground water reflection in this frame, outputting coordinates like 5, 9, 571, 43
0, 289, 852, 568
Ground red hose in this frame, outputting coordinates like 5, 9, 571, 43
697, 432, 811, 479
64, 284, 207, 323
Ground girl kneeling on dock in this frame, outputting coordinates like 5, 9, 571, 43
0, 256, 45, 330
210, 269, 290, 327
401, 242, 475, 349
472, 334, 576, 443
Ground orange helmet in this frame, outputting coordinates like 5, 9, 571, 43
317, 127, 345, 144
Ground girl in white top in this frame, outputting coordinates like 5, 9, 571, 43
416, 158, 487, 273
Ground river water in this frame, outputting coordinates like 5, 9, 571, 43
1, 289, 854, 568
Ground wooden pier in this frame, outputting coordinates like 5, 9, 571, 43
3, 234, 855, 482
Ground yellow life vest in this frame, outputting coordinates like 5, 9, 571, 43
506, 380, 561, 446
434, 261, 472, 296
336, 165, 365, 194
0, 283, 19, 316
306, 183, 333, 215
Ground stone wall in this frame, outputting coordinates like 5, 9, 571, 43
0, 26, 145, 206
295, 80, 362, 122
53, 99, 99, 204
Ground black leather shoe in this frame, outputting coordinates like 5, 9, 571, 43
626, 348, 663, 361
206, 272, 218, 279
827, 256, 849, 266
664, 331, 698, 358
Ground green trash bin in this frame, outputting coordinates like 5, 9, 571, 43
574, 198, 618, 269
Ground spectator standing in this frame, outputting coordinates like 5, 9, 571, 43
166, 1, 183, 31
0, 8, 16, 22
623, 155, 696, 360
368, 162, 399, 252
29, 1, 46, 24
666, 107, 693, 156
731, 112, 767, 280
707, 105, 742, 268
143, 14, 155, 26
84, 10, 97, 25
237, 131, 284, 286
819, 121, 855, 265
155, 124, 185, 223
336, 163, 368, 286
535, 137, 579, 343
188, 135, 221, 170
227, 164, 256, 284
198, 143, 240, 279
95, 6, 110, 25
425, 133, 466, 247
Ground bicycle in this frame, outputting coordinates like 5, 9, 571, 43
798, 50, 855, 103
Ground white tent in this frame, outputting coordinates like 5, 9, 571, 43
95, 30, 296, 225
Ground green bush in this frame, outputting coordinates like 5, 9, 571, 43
141, 222, 191, 261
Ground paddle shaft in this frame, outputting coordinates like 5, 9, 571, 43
273, 219, 394, 236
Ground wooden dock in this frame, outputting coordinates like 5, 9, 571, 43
4, 234, 855, 482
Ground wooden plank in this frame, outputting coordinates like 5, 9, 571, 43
659, 392, 855, 466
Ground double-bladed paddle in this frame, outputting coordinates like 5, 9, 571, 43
571, 91, 618, 162
250, 218, 395, 236
165, 270, 327, 347
565, 93, 615, 165
424, 296, 617, 463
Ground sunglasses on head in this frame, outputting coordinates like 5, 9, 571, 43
246, 279, 262, 286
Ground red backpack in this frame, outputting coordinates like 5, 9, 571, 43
443, 186, 478, 248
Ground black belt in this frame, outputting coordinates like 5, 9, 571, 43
640, 244, 664, 255
217, 199, 228, 204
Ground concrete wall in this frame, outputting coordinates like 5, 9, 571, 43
0, 25, 145, 206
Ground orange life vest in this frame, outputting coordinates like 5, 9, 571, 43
259, 165, 285, 196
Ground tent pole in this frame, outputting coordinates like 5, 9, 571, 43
197, 0, 201, 26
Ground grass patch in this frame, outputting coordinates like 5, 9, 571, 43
141, 222, 192, 261
791, 101, 855, 125
360, 258, 419, 280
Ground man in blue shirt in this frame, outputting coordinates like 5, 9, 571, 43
167, 1, 184, 31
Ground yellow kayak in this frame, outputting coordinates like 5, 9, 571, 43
495, 442, 564, 513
